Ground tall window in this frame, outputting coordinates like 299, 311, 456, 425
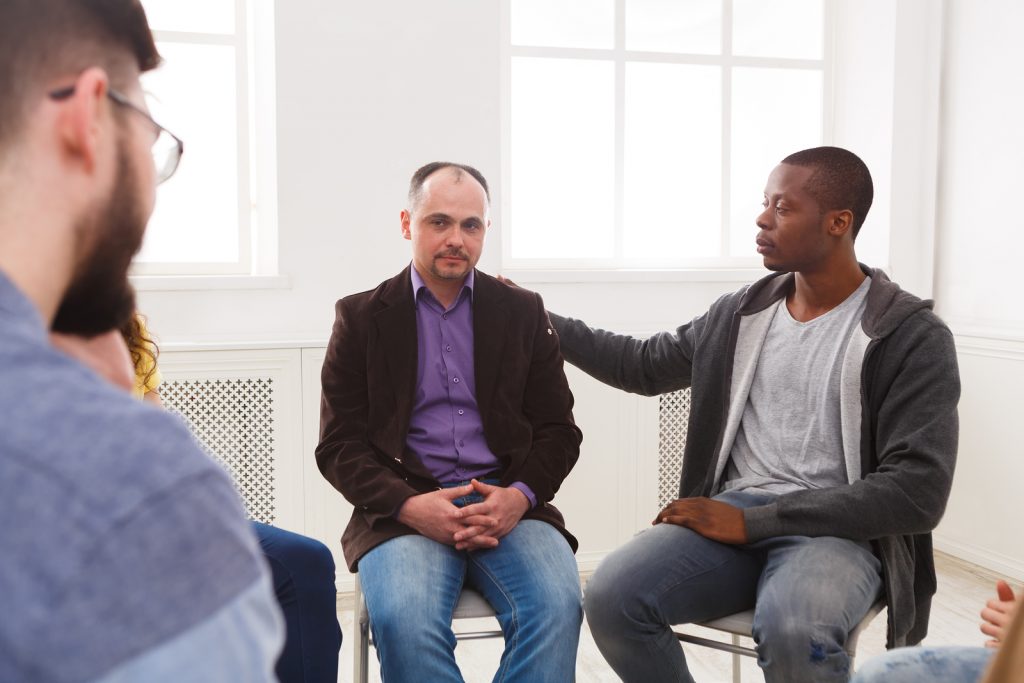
133, 0, 277, 276
504, 0, 829, 269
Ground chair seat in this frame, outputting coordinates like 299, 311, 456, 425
697, 609, 757, 636
357, 584, 496, 625
452, 587, 497, 620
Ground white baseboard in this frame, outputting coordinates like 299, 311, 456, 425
575, 550, 610, 576
934, 533, 1024, 582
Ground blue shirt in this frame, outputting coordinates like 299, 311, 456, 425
0, 270, 283, 682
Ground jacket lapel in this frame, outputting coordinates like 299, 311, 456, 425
374, 267, 417, 434
472, 272, 508, 420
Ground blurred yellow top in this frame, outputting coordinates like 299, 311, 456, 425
130, 315, 162, 399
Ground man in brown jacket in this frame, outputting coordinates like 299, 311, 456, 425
316, 162, 583, 683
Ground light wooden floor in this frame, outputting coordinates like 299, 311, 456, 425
333, 551, 1010, 682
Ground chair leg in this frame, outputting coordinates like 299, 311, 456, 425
731, 634, 741, 683
355, 619, 370, 683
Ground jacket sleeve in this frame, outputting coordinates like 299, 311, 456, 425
315, 298, 418, 524
547, 311, 700, 397
512, 293, 584, 504
744, 317, 960, 542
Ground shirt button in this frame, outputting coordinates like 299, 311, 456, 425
458, 409, 464, 415
446, 345, 452, 352
453, 377, 460, 383
442, 313, 448, 320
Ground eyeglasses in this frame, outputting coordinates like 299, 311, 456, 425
49, 85, 184, 184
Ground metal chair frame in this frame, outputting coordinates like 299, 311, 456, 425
353, 573, 503, 683
674, 600, 886, 683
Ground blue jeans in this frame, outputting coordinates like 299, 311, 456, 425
851, 646, 994, 683
585, 490, 882, 683
358, 519, 583, 683
252, 522, 343, 683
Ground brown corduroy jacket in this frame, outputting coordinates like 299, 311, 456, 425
316, 266, 582, 571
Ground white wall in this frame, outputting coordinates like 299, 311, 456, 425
930, 0, 1024, 580
136, 1, 1024, 580
139, 0, 504, 343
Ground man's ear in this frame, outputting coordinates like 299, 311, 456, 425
827, 209, 854, 238
400, 209, 412, 240
56, 67, 110, 179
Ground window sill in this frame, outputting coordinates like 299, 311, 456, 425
130, 274, 291, 292
499, 268, 768, 284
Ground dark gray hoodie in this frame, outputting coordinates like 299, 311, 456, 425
550, 266, 960, 648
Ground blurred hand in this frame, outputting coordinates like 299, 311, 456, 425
50, 330, 134, 392
981, 580, 1019, 648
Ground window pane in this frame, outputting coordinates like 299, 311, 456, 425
137, 42, 240, 264
511, 0, 614, 49
625, 0, 721, 55
624, 63, 721, 259
511, 57, 615, 259
730, 67, 822, 256
142, 0, 235, 35
732, 0, 824, 59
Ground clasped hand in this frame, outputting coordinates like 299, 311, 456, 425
653, 497, 749, 544
397, 479, 530, 551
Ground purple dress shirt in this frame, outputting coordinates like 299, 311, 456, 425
407, 267, 536, 506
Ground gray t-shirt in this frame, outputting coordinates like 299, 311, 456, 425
0, 271, 282, 682
723, 276, 871, 495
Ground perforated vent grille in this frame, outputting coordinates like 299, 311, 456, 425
658, 388, 691, 509
162, 378, 276, 524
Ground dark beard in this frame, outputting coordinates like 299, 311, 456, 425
51, 143, 146, 336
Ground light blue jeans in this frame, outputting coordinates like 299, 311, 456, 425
851, 646, 994, 683
358, 519, 582, 683
585, 490, 882, 683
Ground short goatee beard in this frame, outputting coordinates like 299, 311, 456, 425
51, 143, 145, 336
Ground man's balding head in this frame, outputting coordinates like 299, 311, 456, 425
408, 162, 491, 213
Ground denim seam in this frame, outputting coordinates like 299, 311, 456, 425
467, 554, 517, 683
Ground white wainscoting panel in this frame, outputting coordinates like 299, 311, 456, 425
555, 367, 661, 573
158, 348, 306, 534
934, 335, 1024, 581
300, 346, 357, 591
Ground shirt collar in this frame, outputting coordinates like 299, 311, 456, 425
410, 263, 475, 305
0, 268, 47, 342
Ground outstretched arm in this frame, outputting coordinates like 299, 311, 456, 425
548, 311, 697, 397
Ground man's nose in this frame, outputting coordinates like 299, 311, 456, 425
756, 207, 771, 230
446, 227, 465, 246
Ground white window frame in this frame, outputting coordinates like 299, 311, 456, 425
131, 0, 278, 280
500, 0, 835, 274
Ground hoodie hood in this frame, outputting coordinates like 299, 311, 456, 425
736, 264, 934, 340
